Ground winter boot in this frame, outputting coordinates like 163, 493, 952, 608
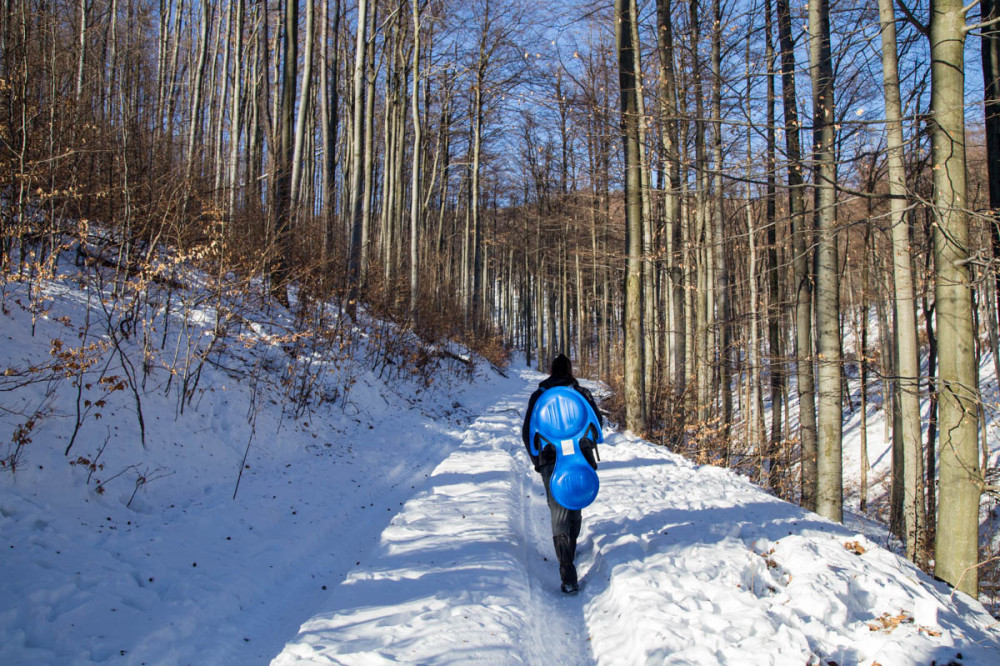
560, 579, 580, 595
553, 535, 579, 594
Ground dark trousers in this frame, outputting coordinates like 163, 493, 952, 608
540, 464, 580, 585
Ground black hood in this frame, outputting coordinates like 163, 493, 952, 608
539, 375, 576, 390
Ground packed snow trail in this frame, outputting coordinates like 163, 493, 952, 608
272, 367, 1000, 665
271, 383, 595, 664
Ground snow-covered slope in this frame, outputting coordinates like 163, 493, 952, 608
1, 271, 999, 665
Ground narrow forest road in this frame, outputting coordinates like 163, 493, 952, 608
267, 367, 1000, 665
269, 376, 596, 664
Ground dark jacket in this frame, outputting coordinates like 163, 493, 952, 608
522, 375, 603, 471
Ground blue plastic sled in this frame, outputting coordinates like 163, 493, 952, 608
528, 386, 604, 510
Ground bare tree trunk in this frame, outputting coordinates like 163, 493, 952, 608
856, 234, 870, 514
155, 0, 171, 142
808, 0, 841, 523
764, 0, 784, 492
681, 121, 697, 421
290, 0, 316, 210
271, 0, 295, 303
227, 0, 245, 223
776, 0, 817, 510
746, 156, 762, 473
691, 0, 710, 429
262, 0, 299, 303
360, 21, 377, 285
245, 1, 266, 230
347, 0, 369, 309
656, 0, 685, 430
711, 0, 732, 437
433, 70, 453, 303
616, 0, 647, 434
629, 0, 655, 394
878, 0, 926, 563
409, 0, 422, 319
576, 253, 584, 360
470, 67, 485, 329
381, 40, 399, 283
536, 254, 545, 370
76, 0, 87, 101
211, 0, 233, 199
982, 0, 1000, 322
184, 0, 211, 203
930, 0, 981, 598
522, 252, 533, 365
321, 0, 342, 266
743, 17, 764, 479
922, 251, 939, 542
164, 0, 187, 160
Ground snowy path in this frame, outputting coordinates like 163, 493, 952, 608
271, 383, 595, 664
271, 369, 1000, 665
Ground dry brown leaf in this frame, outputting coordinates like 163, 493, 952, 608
844, 540, 867, 556
867, 612, 912, 633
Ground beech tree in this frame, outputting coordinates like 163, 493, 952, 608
655, 0, 685, 421
409, 0, 424, 319
616, 0, 648, 434
928, 0, 982, 598
878, 0, 926, 564
808, 0, 842, 523
272, 0, 298, 303
347, 0, 369, 307
775, 0, 817, 510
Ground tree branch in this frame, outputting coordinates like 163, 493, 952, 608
896, 0, 929, 36
964, 14, 1000, 34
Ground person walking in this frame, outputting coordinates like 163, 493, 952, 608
522, 354, 603, 594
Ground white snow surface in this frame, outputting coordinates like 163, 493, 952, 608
2, 274, 1000, 666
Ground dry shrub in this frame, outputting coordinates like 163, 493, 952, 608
467, 333, 511, 370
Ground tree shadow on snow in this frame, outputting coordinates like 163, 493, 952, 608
273, 463, 568, 664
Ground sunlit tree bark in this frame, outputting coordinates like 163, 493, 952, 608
808, 0, 841, 523
878, 0, 926, 563
616, 0, 647, 434
409, 0, 423, 319
655, 0, 685, 418
347, 0, 369, 309
929, 0, 981, 598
